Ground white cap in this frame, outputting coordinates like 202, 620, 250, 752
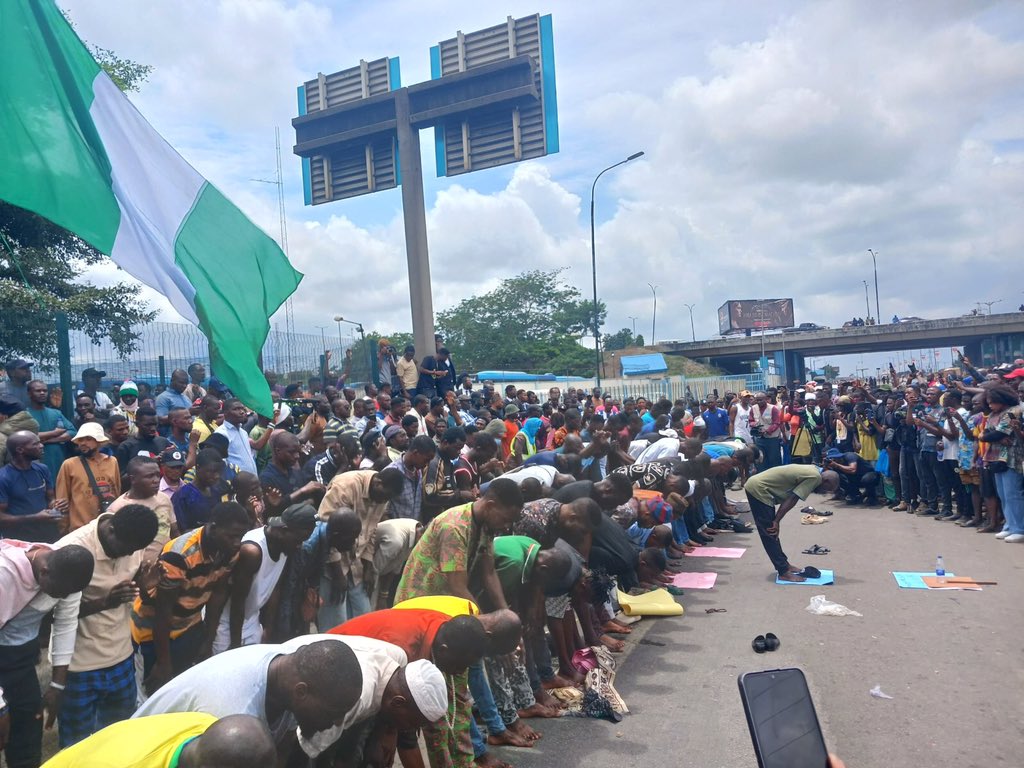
404, 659, 448, 722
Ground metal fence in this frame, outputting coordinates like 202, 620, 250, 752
0, 307, 372, 397
483, 372, 783, 403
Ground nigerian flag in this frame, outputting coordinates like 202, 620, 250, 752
0, 0, 302, 416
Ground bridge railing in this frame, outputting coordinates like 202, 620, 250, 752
479, 373, 784, 404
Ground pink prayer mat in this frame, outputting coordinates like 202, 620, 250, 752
684, 547, 746, 558
669, 571, 717, 589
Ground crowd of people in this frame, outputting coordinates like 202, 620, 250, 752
1, 341, 1022, 767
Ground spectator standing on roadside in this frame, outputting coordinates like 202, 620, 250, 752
26, 379, 76, 481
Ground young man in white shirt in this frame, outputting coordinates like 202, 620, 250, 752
55, 504, 158, 747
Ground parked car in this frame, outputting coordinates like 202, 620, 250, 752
783, 322, 826, 333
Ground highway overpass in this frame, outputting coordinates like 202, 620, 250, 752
661, 312, 1024, 377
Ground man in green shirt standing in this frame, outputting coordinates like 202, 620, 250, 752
744, 465, 839, 582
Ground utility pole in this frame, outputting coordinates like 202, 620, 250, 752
683, 303, 696, 342
862, 280, 871, 321
868, 249, 880, 323
647, 283, 658, 345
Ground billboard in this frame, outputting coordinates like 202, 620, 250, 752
430, 13, 559, 177
718, 299, 795, 335
295, 57, 402, 204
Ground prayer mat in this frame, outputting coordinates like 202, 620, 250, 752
776, 569, 834, 586
684, 546, 746, 558
892, 571, 956, 590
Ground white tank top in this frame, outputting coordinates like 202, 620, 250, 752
214, 527, 288, 651
734, 403, 753, 440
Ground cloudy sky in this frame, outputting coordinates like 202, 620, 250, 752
63, 0, 1024, 364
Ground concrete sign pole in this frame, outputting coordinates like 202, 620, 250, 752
395, 90, 436, 357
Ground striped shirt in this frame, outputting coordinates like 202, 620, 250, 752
323, 416, 358, 445
130, 526, 237, 643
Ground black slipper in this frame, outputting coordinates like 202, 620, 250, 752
801, 545, 830, 555
752, 635, 767, 653
731, 520, 754, 533
764, 632, 780, 651
815, 510, 833, 517
798, 566, 822, 579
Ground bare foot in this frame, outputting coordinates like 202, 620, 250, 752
541, 673, 577, 690
518, 702, 560, 719
509, 718, 541, 740
777, 572, 807, 583
599, 633, 625, 652
602, 620, 632, 634
487, 729, 532, 748
534, 688, 561, 709
686, 540, 703, 548
475, 754, 514, 768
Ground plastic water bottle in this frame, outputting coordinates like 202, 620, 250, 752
935, 555, 945, 577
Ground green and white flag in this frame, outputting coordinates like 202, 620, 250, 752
0, 0, 302, 416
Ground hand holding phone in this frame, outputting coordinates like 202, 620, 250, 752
738, 668, 828, 768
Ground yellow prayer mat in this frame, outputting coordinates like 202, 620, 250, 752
616, 588, 684, 617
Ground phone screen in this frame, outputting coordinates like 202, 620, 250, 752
738, 668, 828, 768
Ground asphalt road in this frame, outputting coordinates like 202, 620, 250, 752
494, 491, 1024, 768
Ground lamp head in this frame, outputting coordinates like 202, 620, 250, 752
627, 151, 645, 161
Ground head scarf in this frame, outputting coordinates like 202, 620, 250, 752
520, 417, 543, 448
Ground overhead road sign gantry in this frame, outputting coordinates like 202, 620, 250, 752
292, 14, 559, 358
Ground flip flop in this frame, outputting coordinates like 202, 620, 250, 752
797, 566, 822, 579
801, 514, 829, 525
801, 545, 831, 555
764, 632, 780, 651
814, 509, 833, 517
752, 635, 767, 653
705, 608, 727, 613
731, 520, 754, 533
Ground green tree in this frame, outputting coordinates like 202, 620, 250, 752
436, 269, 605, 376
603, 327, 643, 351
0, 30, 154, 370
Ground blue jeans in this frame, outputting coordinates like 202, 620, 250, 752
914, 450, 940, 508
701, 497, 715, 525
317, 573, 372, 631
755, 436, 782, 471
995, 469, 1024, 535
468, 661, 505, 736
470, 718, 487, 758
899, 447, 918, 504
671, 517, 690, 545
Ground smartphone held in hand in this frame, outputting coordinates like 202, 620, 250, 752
738, 667, 828, 768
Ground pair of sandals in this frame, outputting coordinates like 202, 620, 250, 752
801, 544, 830, 555
752, 632, 781, 653
800, 506, 833, 516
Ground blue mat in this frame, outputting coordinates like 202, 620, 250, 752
776, 569, 834, 586
892, 571, 955, 590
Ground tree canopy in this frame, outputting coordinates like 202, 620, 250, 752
603, 328, 645, 351
436, 269, 605, 376
0, 30, 154, 369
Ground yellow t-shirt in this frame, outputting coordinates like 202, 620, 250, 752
392, 595, 479, 617
42, 712, 216, 767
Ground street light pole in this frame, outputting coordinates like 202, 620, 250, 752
334, 315, 373, 383
862, 280, 871, 320
591, 151, 645, 388
867, 249, 880, 323
683, 303, 696, 342
628, 316, 637, 337
647, 283, 658, 345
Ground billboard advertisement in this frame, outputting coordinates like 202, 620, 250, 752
718, 299, 795, 335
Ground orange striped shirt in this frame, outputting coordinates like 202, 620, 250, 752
131, 526, 237, 643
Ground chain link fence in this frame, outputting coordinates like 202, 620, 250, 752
0, 308, 373, 412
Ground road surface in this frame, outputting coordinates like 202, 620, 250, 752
495, 491, 1024, 768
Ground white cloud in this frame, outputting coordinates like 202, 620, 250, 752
63, 0, 1024, 359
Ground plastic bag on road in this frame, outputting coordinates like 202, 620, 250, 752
805, 594, 862, 617
869, 685, 894, 699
